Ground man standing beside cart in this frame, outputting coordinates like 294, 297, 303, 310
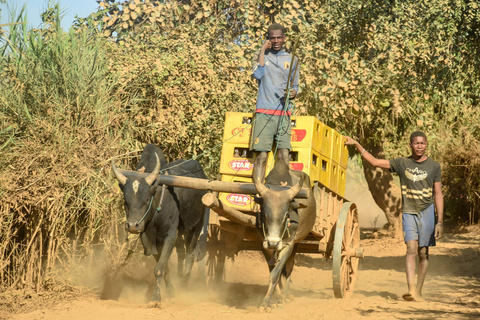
250, 23, 299, 184
344, 131, 444, 302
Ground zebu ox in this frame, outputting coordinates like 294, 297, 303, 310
112, 144, 206, 303
254, 161, 316, 311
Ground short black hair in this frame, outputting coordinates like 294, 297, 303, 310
410, 131, 427, 143
267, 23, 285, 36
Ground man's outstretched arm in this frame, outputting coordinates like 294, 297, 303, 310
344, 136, 391, 169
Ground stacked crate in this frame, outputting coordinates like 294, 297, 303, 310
218, 112, 348, 211
218, 113, 256, 211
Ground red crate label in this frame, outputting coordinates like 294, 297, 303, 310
291, 129, 307, 142
226, 193, 252, 206
228, 159, 254, 171
231, 126, 251, 138
289, 163, 304, 171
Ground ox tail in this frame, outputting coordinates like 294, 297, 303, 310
195, 205, 210, 261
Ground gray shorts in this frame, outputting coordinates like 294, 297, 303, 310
402, 204, 436, 247
250, 113, 291, 152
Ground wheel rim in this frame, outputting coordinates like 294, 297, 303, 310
332, 202, 360, 298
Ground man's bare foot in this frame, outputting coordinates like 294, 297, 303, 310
402, 293, 415, 301
402, 293, 425, 302
414, 295, 425, 302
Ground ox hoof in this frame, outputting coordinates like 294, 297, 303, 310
258, 305, 272, 313
147, 301, 163, 309
166, 286, 175, 298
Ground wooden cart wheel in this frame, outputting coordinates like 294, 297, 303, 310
206, 224, 226, 284
332, 202, 362, 298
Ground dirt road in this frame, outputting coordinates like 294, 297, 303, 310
5, 226, 479, 320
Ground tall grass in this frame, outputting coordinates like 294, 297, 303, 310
0, 8, 134, 290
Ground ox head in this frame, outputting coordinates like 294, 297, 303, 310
254, 176, 304, 251
112, 153, 161, 234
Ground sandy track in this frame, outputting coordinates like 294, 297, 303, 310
6, 228, 479, 320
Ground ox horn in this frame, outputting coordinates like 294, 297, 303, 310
287, 176, 304, 200
254, 176, 269, 197
112, 159, 127, 186
145, 153, 161, 185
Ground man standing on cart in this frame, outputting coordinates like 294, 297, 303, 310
250, 23, 299, 184
344, 131, 444, 301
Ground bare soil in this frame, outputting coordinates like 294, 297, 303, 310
1, 225, 478, 320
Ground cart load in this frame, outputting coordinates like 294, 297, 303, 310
218, 112, 348, 212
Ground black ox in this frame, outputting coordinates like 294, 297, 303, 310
112, 144, 206, 303
254, 160, 316, 311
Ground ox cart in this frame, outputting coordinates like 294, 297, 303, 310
154, 112, 364, 299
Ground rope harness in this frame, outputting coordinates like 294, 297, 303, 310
155, 184, 167, 212
261, 210, 291, 242
132, 184, 167, 226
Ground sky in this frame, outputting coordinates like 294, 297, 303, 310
1, 0, 100, 30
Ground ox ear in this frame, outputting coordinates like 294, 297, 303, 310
287, 177, 304, 200
149, 168, 165, 193
290, 202, 307, 210
149, 178, 162, 194
254, 195, 263, 205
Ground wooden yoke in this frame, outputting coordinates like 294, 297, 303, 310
118, 169, 310, 198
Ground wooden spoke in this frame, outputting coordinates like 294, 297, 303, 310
332, 202, 361, 298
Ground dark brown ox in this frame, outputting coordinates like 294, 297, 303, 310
254, 160, 316, 311
111, 144, 206, 304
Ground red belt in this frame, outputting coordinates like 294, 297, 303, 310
256, 109, 291, 116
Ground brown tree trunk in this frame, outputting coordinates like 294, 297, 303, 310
362, 144, 403, 239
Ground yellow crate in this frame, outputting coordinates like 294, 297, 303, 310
337, 166, 347, 197
329, 161, 339, 194
223, 112, 254, 144
290, 116, 323, 152
317, 154, 331, 189
219, 175, 256, 212
219, 143, 256, 177
224, 112, 327, 152
287, 147, 322, 187
320, 124, 333, 158
331, 130, 342, 165
220, 112, 348, 195
339, 136, 349, 169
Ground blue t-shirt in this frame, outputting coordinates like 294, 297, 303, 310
252, 49, 299, 112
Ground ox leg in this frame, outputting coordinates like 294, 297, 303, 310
262, 250, 284, 306
163, 264, 175, 297
176, 230, 186, 279
259, 245, 294, 311
151, 235, 177, 303
262, 248, 282, 304
182, 224, 203, 287
279, 244, 298, 304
